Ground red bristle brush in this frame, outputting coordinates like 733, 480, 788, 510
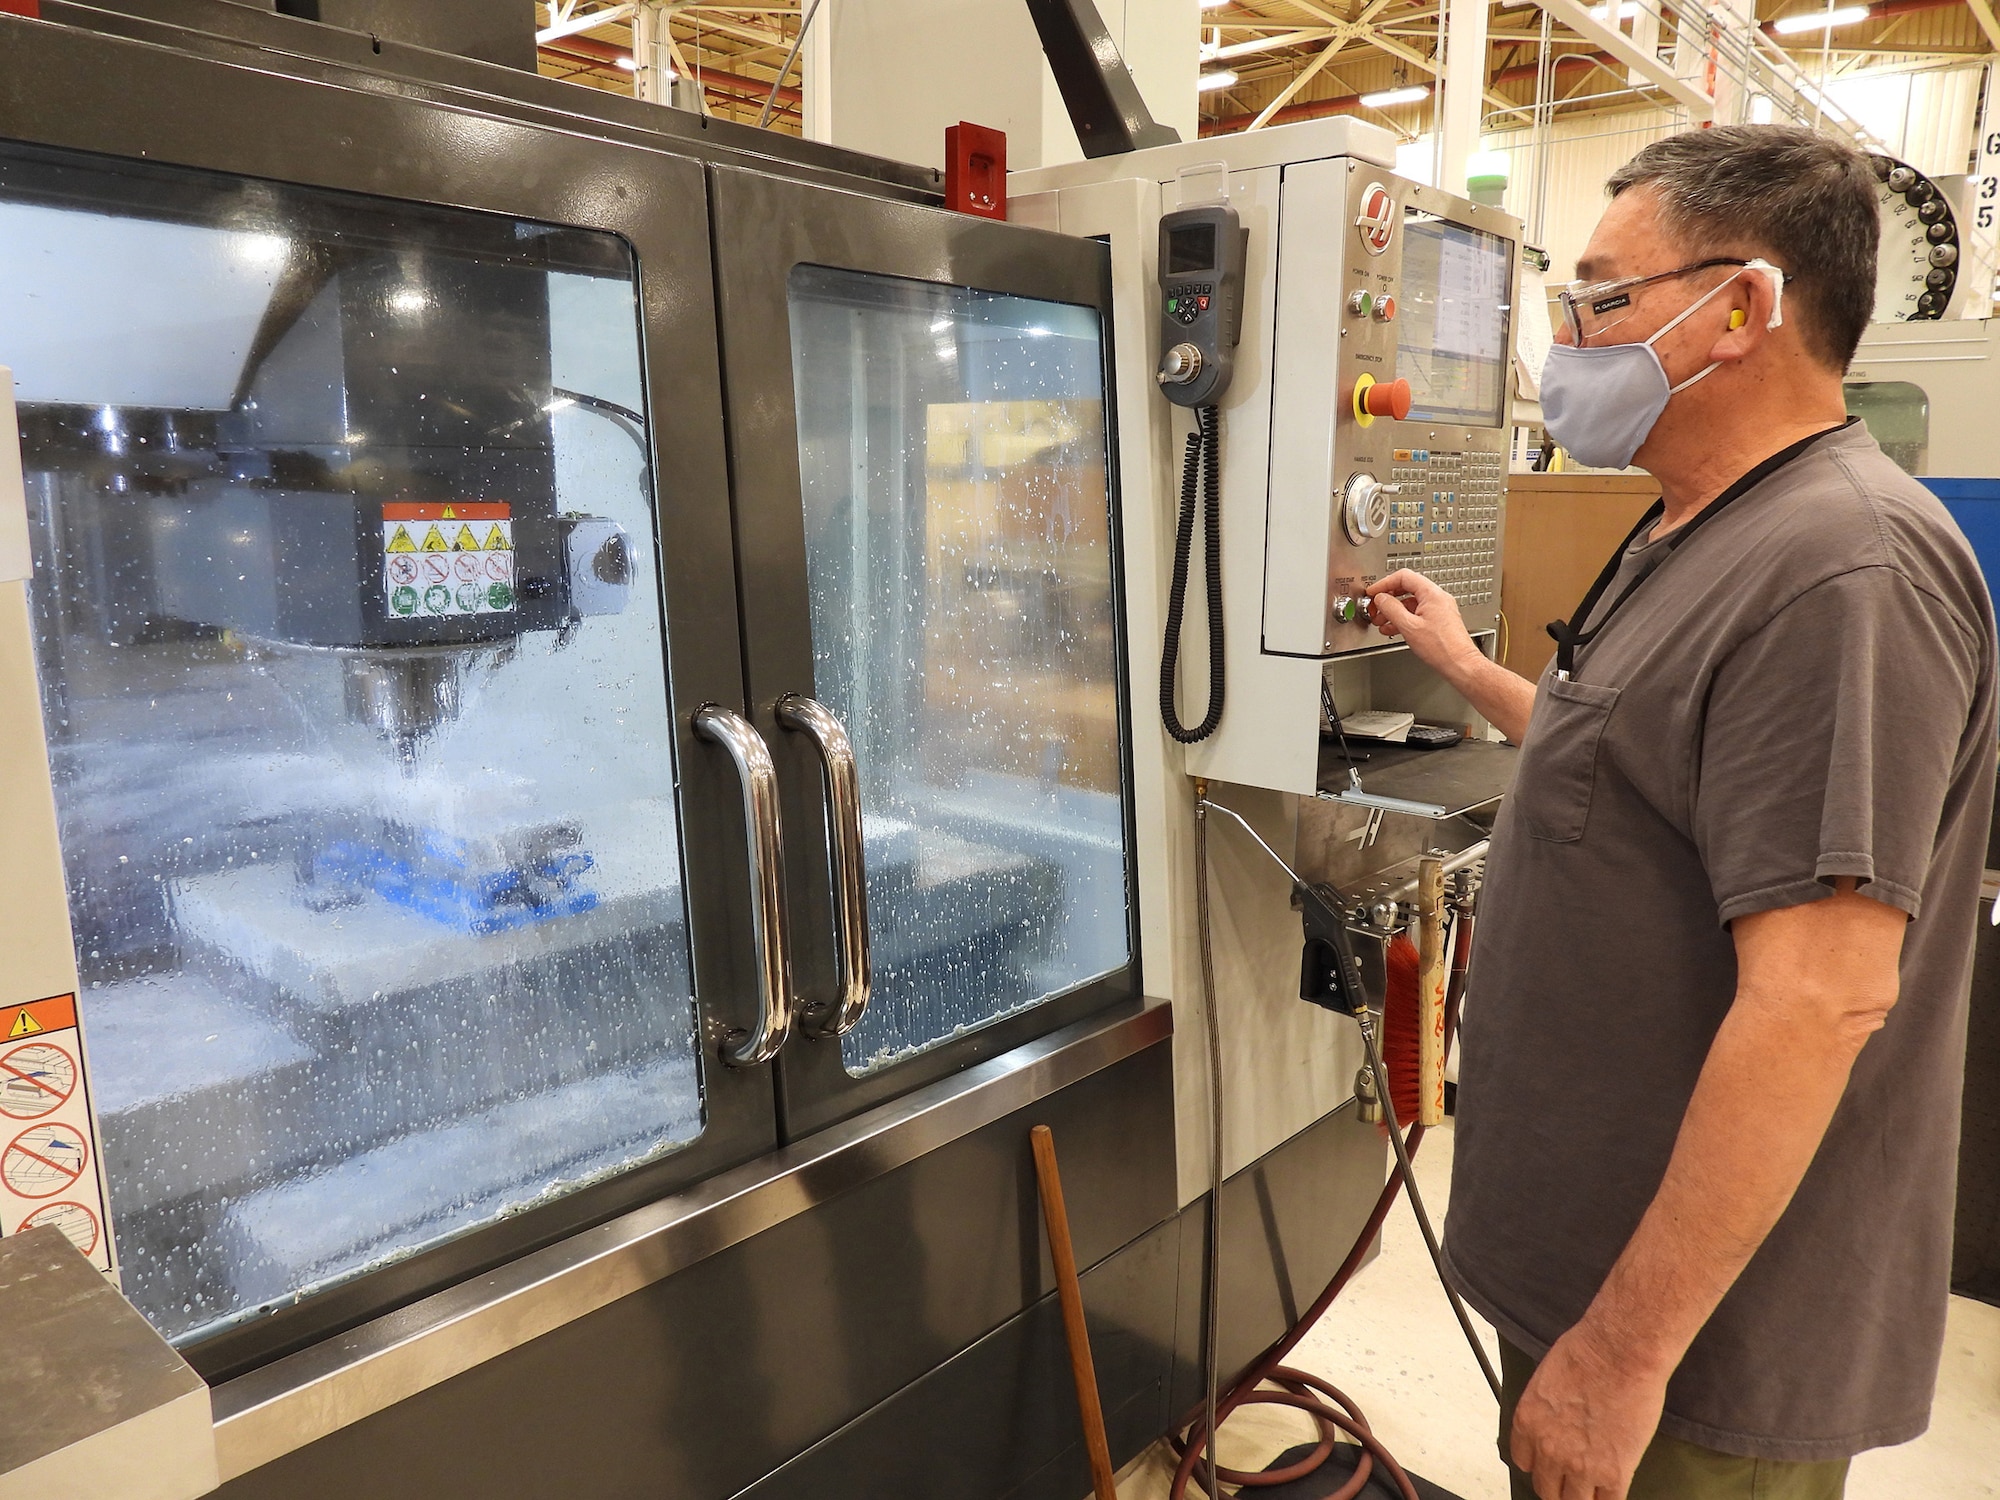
1380, 933, 1423, 1131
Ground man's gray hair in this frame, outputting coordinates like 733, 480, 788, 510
1605, 125, 1879, 371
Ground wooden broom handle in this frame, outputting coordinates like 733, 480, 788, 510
1417, 856, 1448, 1126
1030, 1124, 1118, 1500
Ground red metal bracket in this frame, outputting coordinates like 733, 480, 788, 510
944, 122, 1006, 221
0, 1, 41, 16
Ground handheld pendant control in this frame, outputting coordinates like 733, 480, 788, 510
1156, 203, 1248, 407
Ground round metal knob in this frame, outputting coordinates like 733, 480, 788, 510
1158, 343, 1204, 386
1343, 472, 1391, 543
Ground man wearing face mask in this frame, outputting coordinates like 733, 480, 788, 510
1366, 125, 1997, 1500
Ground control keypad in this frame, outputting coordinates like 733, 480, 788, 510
1384, 448, 1503, 606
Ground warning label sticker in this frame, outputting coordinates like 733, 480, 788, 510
382, 502, 514, 619
0, 1041, 77, 1118
0, 995, 112, 1272
21, 1202, 99, 1258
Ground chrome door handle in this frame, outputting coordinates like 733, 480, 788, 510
775, 694, 872, 1039
694, 704, 796, 1067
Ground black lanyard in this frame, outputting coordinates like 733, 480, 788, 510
1545, 421, 1854, 680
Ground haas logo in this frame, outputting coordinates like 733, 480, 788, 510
1356, 182, 1396, 255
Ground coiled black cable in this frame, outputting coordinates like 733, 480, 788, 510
1160, 405, 1225, 743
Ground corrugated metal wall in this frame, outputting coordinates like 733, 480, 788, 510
1824, 63, 1986, 176
1484, 108, 1686, 272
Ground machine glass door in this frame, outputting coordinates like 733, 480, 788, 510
712, 169, 1137, 1134
0, 142, 726, 1358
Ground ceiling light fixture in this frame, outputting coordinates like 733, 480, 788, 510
1198, 70, 1239, 92
1359, 84, 1431, 108
1199, 0, 1231, 10
1771, 5, 1869, 32
614, 54, 639, 69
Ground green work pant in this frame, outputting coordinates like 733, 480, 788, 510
1499, 1340, 1850, 1500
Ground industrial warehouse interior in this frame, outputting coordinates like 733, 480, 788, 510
1, 2, 1998, 1497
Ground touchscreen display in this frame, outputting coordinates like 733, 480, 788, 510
1396, 213, 1513, 427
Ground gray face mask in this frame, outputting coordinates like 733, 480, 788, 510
1540, 261, 1784, 471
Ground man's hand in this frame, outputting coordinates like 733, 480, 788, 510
1363, 569, 1539, 743
1365, 569, 1483, 677
1510, 1322, 1670, 1500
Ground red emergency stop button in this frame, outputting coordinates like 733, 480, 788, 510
1355, 375, 1411, 424
1366, 377, 1411, 418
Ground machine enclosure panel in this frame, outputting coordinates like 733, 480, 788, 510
0, 0, 1144, 1409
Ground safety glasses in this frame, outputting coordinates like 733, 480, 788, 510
1551, 257, 1764, 346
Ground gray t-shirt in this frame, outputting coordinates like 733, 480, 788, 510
1442, 422, 1998, 1462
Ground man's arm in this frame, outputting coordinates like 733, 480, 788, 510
1509, 881, 1908, 1500
1364, 570, 1539, 743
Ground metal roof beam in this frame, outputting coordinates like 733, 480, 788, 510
1963, 0, 2000, 50
1533, 0, 1713, 117
538, 2, 634, 43
1210, 28, 1332, 59
1357, 22, 1518, 112
1248, 32, 1352, 127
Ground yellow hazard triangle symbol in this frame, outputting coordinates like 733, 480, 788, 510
8, 1010, 43, 1038
386, 525, 417, 553
452, 524, 480, 551
421, 524, 449, 552
483, 524, 510, 551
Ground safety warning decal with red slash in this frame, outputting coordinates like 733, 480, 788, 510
382, 501, 515, 620
0, 994, 112, 1271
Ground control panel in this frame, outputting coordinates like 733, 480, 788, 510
1262, 159, 1516, 660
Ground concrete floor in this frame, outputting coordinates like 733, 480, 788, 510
1118, 1121, 2000, 1498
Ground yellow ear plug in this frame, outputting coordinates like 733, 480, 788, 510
1728, 309, 1747, 330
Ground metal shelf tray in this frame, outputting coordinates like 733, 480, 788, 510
1316, 735, 1519, 819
